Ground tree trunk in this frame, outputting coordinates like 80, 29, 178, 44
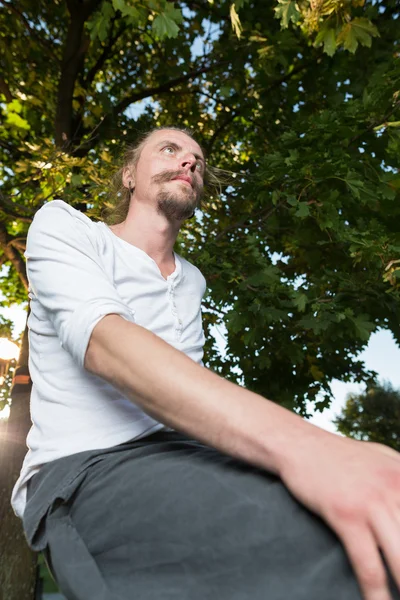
0, 322, 38, 600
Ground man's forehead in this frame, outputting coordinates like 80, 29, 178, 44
147, 130, 204, 158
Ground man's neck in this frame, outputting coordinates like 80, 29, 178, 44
109, 201, 180, 266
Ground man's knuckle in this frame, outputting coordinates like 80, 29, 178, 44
358, 565, 386, 589
330, 499, 362, 522
381, 467, 400, 490
330, 489, 385, 524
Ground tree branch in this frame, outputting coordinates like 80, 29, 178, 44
9, 239, 26, 253
0, 140, 14, 154
0, 224, 28, 291
183, 0, 229, 23
0, 0, 58, 58
66, 0, 101, 13
0, 76, 13, 102
0, 193, 35, 218
84, 22, 127, 88
73, 20, 127, 142
0, 212, 32, 224
348, 99, 400, 147
196, 198, 286, 258
55, 0, 102, 147
116, 61, 227, 114
84, 59, 230, 148
204, 112, 238, 155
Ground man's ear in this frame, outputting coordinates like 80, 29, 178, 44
122, 166, 135, 190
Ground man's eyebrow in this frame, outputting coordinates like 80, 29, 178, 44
155, 140, 205, 163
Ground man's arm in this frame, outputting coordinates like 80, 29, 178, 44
86, 314, 400, 600
85, 315, 316, 473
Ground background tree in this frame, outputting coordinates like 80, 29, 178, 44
1, 0, 399, 414
1, 0, 400, 597
334, 381, 400, 451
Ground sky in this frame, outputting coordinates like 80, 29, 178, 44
307, 328, 400, 433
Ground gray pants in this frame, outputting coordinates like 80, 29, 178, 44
25, 432, 397, 600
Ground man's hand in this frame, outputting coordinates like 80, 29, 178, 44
280, 435, 400, 600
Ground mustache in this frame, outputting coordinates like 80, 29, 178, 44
152, 169, 202, 194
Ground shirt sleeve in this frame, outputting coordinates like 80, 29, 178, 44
25, 200, 135, 369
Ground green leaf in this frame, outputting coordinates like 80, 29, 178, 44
246, 267, 280, 287
111, 0, 139, 19
87, 3, 114, 42
271, 190, 280, 205
294, 293, 308, 312
298, 316, 317, 330
220, 85, 231, 97
6, 111, 30, 130
71, 174, 83, 186
295, 202, 310, 217
234, 0, 250, 9
226, 310, 244, 334
111, 0, 124, 11
310, 364, 324, 381
350, 314, 374, 341
243, 328, 257, 346
274, 0, 300, 29
378, 183, 396, 200
338, 18, 379, 53
285, 149, 299, 166
152, 6, 183, 39
339, 23, 358, 53
6, 99, 23, 113
345, 176, 364, 198
286, 195, 298, 206
385, 178, 400, 191
351, 17, 380, 46
315, 25, 337, 57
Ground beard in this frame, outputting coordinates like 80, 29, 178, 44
152, 169, 203, 222
156, 187, 196, 221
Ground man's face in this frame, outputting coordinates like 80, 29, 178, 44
132, 129, 205, 221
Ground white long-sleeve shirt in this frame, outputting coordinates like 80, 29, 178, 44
11, 200, 206, 518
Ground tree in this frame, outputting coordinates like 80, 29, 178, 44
1, 0, 399, 411
1, 0, 400, 596
334, 382, 400, 451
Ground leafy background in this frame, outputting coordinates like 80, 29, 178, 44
1, 1, 400, 595
1, 0, 400, 417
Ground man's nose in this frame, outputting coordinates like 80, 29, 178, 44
180, 153, 197, 172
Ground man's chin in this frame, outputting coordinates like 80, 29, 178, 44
157, 192, 197, 221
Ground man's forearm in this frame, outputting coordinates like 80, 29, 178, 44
85, 314, 331, 476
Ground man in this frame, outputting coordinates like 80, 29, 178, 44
12, 126, 400, 600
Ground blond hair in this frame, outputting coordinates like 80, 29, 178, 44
102, 126, 232, 224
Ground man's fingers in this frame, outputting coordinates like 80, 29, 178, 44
371, 509, 400, 594
339, 525, 391, 600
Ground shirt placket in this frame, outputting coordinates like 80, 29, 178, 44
167, 278, 183, 341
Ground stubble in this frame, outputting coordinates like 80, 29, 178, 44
152, 169, 203, 221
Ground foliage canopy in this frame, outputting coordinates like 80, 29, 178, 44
334, 382, 400, 450
1, 0, 400, 414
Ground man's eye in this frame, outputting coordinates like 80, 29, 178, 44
163, 146, 175, 154
196, 162, 203, 172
